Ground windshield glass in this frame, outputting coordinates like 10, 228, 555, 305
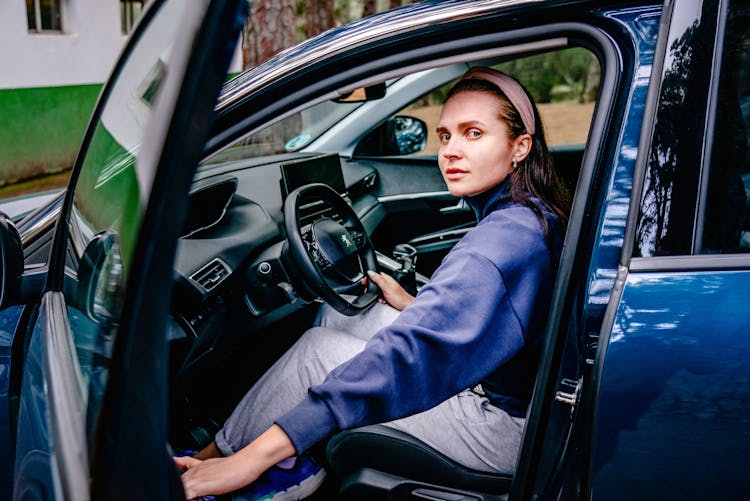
201, 98, 364, 165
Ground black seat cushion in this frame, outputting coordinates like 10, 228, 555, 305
326, 424, 512, 494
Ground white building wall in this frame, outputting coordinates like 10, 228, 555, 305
0, 0, 244, 90
0, 0, 126, 89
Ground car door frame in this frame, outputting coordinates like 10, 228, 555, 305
13, 0, 248, 499
204, 4, 662, 500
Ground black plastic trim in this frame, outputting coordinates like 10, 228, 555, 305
693, 0, 730, 254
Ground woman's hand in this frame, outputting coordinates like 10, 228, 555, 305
177, 454, 260, 499
177, 424, 296, 499
367, 270, 415, 311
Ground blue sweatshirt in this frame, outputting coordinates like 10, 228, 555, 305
276, 180, 563, 454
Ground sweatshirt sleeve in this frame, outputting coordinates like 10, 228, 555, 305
275, 225, 552, 454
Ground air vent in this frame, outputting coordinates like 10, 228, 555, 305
190, 258, 232, 292
299, 200, 343, 227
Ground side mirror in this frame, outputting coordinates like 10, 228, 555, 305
354, 115, 428, 157
334, 82, 386, 103
78, 230, 123, 325
0, 211, 23, 308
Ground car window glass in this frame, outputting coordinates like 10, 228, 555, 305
66, 0, 188, 440
396, 47, 599, 156
698, 0, 750, 253
201, 99, 365, 165
635, 1, 720, 257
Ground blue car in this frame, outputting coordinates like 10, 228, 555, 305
1, 0, 749, 499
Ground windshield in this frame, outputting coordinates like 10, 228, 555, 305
201, 98, 364, 166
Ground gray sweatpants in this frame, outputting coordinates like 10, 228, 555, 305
215, 302, 525, 474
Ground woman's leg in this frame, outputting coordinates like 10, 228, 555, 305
214, 326, 368, 456
315, 301, 400, 340
382, 390, 525, 474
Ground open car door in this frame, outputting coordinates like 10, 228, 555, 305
11, 0, 247, 499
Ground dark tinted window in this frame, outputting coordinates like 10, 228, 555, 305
636, 0, 750, 257
698, 0, 750, 253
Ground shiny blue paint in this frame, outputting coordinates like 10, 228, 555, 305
0, 306, 22, 500
582, 6, 659, 348
592, 270, 750, 498
13, 313, 55, 499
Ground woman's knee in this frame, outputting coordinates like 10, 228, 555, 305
297, 326, 365, 363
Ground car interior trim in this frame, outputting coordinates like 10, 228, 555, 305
377, 191, 454, 203
40, 291, 89, 500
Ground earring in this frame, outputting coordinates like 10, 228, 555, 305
512, 159, 518, 169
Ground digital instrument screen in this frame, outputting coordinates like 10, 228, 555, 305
280, 154, 346, 198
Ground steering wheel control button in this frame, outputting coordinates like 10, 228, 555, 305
310, 219, 362, 281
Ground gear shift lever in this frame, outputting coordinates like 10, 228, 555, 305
392, 243, 418, 296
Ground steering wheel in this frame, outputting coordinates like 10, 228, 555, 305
283, 183, 379, 315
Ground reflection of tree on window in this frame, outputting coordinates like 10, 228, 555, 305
26, 0, 62, 32
636, 6, 716, 257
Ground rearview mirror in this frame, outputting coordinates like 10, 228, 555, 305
334, 82, 387, 103
0, 212, 23, 308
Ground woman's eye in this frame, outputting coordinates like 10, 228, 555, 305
467, 129, 482, 139
439, 133, 450, 142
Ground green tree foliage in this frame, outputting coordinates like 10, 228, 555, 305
500, 48, 598, 103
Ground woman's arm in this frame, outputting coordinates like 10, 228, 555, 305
178, 424, 295, 499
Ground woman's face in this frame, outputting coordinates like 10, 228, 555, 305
436, 90, 530, 197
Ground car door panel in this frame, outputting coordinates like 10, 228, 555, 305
9, 0, 248, 499
591, 268, 750, 499
585, 0, 750, 498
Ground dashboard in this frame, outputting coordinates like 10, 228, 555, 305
171, 153, 383, 334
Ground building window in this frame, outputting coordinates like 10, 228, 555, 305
121, 0, 146, 34
26, 0, 62, 32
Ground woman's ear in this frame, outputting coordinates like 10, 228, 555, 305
512, 133, 533, 163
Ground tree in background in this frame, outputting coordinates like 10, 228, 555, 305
244, 0, 410, 68
305, 0, 336, 38
242, 0, 297, 68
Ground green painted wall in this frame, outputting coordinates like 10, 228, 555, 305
0, 84, 102, 186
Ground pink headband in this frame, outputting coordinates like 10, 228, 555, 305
461, 67, 536, 135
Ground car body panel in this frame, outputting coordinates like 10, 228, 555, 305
593, 270, 750, 499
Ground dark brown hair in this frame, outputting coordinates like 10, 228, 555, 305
446, 77, 571, 234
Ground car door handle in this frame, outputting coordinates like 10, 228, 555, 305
439, 199, 469, 214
